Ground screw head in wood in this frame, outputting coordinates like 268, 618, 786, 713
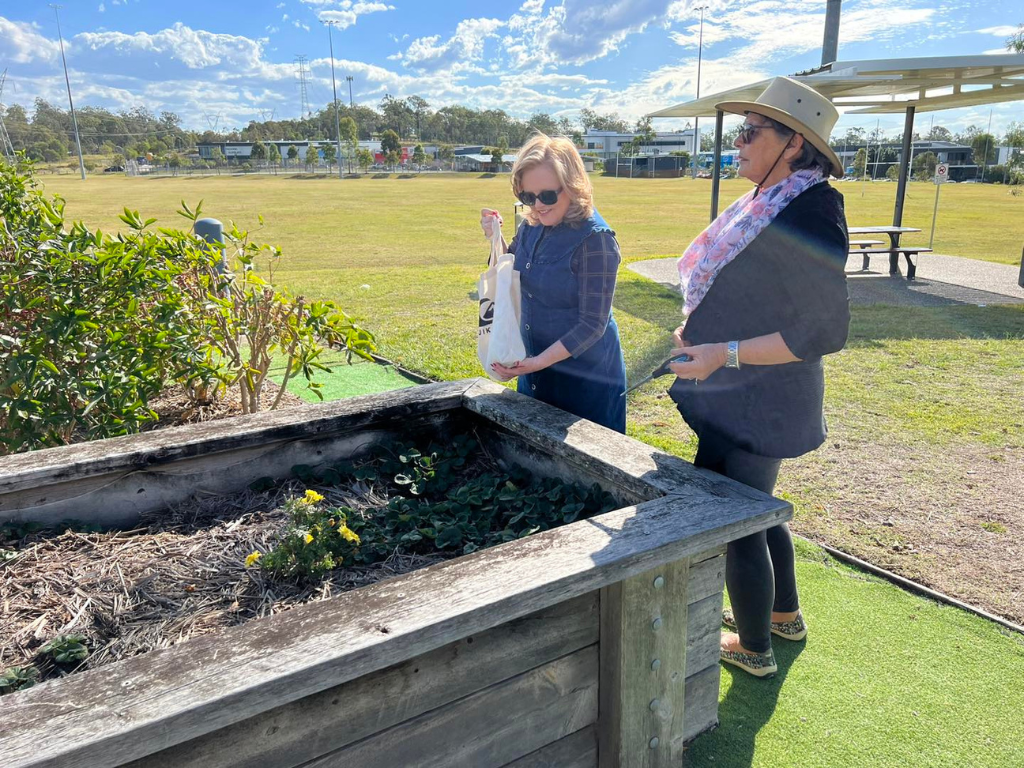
650, 698, 661, 712
649, 737, 660, 749
653, 575, 665, 589
651, 658, 661, 671
652, 617, 663, 630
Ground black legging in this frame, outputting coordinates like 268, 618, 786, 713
694, 430, 799, 654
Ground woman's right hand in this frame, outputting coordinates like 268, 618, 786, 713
480, 208, 502, 239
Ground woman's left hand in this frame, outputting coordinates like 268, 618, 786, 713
491, 357, 542, 381
668, 343, 728, 382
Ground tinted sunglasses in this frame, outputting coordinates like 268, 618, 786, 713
736, 124, 767, 144
517, 187, 563, 206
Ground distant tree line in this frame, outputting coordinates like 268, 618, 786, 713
0, 93, 648, 164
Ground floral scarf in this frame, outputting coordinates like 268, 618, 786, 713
678, 168, 825, 316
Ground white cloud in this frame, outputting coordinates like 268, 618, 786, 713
668, 0, 936, 70
293, 20, 311, 31
308, 0, 395, 28
398, 18, 505, 72
98, 3, 106, 12
76, 22, 268, 71
0, 17, 62, 65
976, 25, 1018, 37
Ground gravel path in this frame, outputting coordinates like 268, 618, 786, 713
628, 253, 1024, 307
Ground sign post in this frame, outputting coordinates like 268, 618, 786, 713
929, 163, 948, 249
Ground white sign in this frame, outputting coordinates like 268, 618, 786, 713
224, 146, 248, 157
935, 163, 949, 184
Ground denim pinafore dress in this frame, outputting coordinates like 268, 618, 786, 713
512, 210, 627, 433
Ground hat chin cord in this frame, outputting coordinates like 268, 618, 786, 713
753, 139, 793, 198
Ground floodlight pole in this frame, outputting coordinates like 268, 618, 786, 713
325, 21, 344, 179
981, 108, 993, 182
691, 5, 708, 179
51, 4, 86, 180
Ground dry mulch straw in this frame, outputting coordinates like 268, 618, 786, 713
0, 479, 442, 685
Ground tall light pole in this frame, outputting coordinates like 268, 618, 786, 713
345, 75, 354, 108
51, 4, 86, 180
691, 5, 708, 179
324, 20, 344, 179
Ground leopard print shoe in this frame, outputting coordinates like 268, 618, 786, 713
722, 608, 808, 642
720, 645, 778, 678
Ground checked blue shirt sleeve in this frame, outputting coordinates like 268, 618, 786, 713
559, 231, 621, 357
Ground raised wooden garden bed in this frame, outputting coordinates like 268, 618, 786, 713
0, 379, 790, 768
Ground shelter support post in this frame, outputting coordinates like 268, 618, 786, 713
893, 106, 917, 275
893, 106, 916, 228
711, 110, 724, 222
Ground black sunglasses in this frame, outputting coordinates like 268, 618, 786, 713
736, 124, 767, 144
517, 188, 563, 206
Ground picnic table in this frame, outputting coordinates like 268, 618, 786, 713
848, 226, 931, 279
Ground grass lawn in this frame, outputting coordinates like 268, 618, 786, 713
40, 172, 1024, 766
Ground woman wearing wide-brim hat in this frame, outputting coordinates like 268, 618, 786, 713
666, 77, 851, 677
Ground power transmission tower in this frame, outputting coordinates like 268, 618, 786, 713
0, 69, 17, 164
296, 56, 311, 118
257, 108, 276, 122
204, 111, 222, 133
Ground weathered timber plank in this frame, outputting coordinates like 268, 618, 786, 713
297, 645, 599, 768
127, 593, 599, 768
599, 560, 690, 768
502, 726, 598, 768
685, 593, 726, 677
687, 552, 725, 605
462, 380, 779, 504
0, 429, 392, 528
0, 380, 473, 495
2, 489, 784, 768
682, 664, 721, 743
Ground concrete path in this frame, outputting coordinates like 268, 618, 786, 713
628, 253, 1024, 307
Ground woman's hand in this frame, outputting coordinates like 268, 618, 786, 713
671, 325, 687, 349
668, 343, 728, 382
491, 357, 542, 381
480, 208, 503, 239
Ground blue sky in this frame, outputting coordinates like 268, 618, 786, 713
2, 0, 1022, 140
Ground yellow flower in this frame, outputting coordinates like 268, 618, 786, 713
245, 551, 262, 567
303, 532, 314, 544
339, 525, 361, 545
304, 490, 325, 505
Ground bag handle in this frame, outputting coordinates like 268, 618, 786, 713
486, 210, 504, 267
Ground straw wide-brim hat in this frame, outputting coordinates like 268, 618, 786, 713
716, 77, 843, 178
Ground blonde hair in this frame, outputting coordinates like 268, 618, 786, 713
511, 133, 594, 227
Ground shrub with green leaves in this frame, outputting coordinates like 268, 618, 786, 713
0, 161, 218, 452
174, 204, 377, 412
0, 160, 376, 453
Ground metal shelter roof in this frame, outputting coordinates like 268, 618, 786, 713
648, 53, 1024, 231
648, 54, 1024, 118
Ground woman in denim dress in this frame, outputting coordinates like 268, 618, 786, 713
480, 134, 627, 433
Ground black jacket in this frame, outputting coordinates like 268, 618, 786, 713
670, 181, 850, 459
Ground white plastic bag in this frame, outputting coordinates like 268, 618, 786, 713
477, 218, 526, 380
